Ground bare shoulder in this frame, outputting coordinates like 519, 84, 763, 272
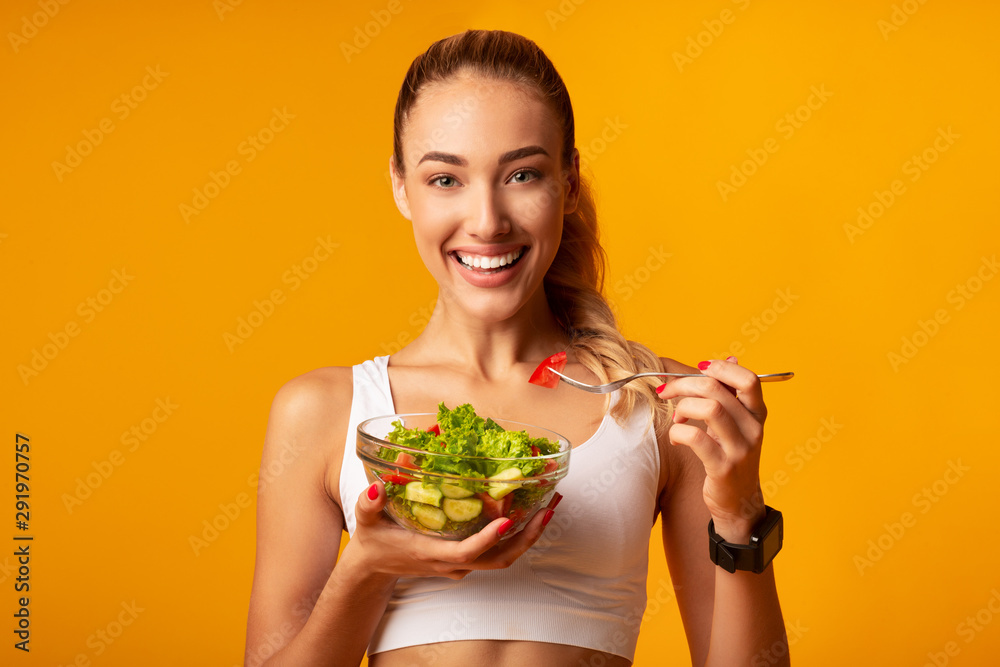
265, 365, 354, 510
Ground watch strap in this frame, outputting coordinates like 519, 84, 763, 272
708, 505, 783, 574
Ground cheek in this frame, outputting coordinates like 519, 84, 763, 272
508, 176, 566, 232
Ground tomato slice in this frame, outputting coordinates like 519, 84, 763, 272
426, 424, 441, 436
530, 445, 540, 457
395, 452, 418, 469
478, 492, 513, 520
528, 351, 567, 389
384, 473, 415, 485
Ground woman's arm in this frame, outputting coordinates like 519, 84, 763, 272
657, 358, 789, 667
245, 369, 560, 667
244, 368, 394, 667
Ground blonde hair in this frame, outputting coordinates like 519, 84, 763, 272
392, 29, 672, 431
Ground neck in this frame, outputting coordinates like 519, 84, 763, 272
404, 287, 569, 380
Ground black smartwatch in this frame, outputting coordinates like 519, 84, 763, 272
708, 506, 783, 574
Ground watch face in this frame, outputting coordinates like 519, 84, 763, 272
762, 520, 782, 558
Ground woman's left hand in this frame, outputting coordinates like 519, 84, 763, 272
655, 357, 768, 543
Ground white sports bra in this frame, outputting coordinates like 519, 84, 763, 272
339, 356, 661, 661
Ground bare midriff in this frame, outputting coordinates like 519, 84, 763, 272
369, 639, 632, 666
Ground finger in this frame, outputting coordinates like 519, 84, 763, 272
354, 481, 389, 526
671, 396, 746, 456
473, 505, 556, 570
667, 422, 726, 474
657, 373, 759, 435
698, 359, 767, 424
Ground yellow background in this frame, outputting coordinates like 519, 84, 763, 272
3, 0, 998, 665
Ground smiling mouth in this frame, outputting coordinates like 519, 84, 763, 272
452, 247, 527, 274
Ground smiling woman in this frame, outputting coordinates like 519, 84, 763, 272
245, 28, 789, 667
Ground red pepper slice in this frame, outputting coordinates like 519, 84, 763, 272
528, 351, 567, 389
426, 424, 441, 436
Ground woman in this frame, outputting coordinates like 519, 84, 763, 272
245, 29, 788, 667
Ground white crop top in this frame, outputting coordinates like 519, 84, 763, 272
339, 356, 661, 662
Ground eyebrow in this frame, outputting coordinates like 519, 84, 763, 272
417, 145, 550, 167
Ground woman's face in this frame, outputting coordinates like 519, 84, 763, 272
391, 74, 579, 324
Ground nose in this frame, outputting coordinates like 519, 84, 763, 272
464, 184, 511, 240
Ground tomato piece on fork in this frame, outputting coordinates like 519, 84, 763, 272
528, 351, 567, 389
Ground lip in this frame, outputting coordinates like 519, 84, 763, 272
448, 245, 528, 289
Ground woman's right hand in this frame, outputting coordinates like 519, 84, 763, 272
343, 481, 560, 581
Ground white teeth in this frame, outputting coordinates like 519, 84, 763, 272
456, 248, 523, 270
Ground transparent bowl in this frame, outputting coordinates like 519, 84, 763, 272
357, 413, 570, 540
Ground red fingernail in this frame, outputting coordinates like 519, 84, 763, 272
726, 356, 738, 363
542, 509, 555, 526
550, 493, 563, 510
498, 519, 514, 537
367, 483, 378, 500
655, 383, 666, 394
697, 360, 711, 371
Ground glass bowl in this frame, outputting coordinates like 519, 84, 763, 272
357, 413, 570, 540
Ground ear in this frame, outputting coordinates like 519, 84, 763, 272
562, 148, 581, 215
389, 155, 412, 220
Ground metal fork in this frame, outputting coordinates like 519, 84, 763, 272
547, 368, 795, 394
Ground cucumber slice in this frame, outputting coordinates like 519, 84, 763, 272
405, 481, 443, 507
442, 497, 483, 522
487, 467, 524, 500
441, 483, 474, 499
412, 504, 447, 530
